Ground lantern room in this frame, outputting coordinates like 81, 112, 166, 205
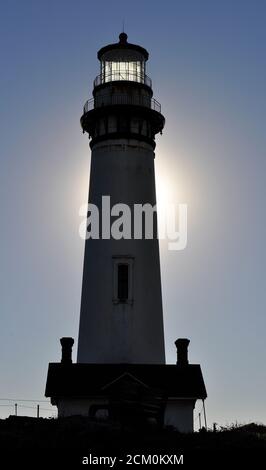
94, 32, 151, 88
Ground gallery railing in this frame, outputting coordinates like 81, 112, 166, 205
83, 94, 161, 114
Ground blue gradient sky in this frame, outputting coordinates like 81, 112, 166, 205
1, 0, 266, 426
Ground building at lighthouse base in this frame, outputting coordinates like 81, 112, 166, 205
45, 340, 207, 433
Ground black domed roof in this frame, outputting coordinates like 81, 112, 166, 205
97, 33, 149, 61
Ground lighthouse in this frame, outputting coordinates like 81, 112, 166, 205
77, 32, 165, 365
45, 34, 207, 432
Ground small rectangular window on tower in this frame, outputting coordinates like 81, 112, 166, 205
117, 264, 129, 302
112, 256, 134, 304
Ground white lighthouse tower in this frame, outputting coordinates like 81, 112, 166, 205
45, 34, 207, 432
77, 32, 165, 365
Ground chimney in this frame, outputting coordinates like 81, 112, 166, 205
60, 337, 74, 364
175, 338, 190, 366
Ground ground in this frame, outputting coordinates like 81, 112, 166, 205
0, 417, 265, 466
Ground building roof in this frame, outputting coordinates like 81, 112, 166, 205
45, 363, 207, 400
97, 33, 149, 61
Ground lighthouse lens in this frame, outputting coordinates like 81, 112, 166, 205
103, 61, 143, 83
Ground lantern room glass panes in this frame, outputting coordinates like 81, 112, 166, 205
101, 61, 145, 84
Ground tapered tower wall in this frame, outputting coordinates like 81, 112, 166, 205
77, 138, 165, 363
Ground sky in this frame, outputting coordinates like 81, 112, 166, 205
0, 0, 266, 427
